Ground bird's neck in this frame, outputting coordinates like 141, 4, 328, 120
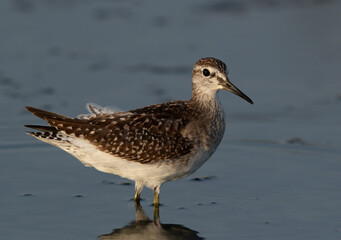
189, 87, 222, 115
189, 87, 226, 151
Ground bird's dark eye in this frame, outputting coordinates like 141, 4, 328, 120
203, 69, 210, 77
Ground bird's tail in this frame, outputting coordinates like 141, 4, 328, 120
24, 106, 89, 137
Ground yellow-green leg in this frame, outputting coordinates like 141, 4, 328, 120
134, 191, 141, 203
134, 182, 143, 203
153, 185, 160, 208
153, 190, 159, 207
153, 187, 160, 222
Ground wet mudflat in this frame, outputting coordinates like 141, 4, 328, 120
1, 0, 341, 239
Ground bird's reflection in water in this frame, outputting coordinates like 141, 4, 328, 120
99, 203, 204, 240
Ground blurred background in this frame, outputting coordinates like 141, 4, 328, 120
1, 0, 340, 239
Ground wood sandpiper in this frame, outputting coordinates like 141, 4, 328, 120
25, 57, 253, 207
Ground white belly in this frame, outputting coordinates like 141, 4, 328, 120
36, 134, 210, 189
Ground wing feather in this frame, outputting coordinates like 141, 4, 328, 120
25, 102, 195, 164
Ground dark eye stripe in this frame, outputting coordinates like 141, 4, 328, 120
217, 76, 225, 84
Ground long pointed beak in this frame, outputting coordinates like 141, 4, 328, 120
222, 78, 253, 104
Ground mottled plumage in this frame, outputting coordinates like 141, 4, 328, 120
26, 101, 196, 163
25, 57, 253, 206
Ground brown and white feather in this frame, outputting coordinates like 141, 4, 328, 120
25, 101, 198, 164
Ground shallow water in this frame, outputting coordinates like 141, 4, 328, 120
1, 0, 341, 239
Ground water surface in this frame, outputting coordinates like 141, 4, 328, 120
1, 0, 341, 239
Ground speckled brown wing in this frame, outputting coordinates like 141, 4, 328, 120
84, 101, 195, 163
25, 102, 195, 164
